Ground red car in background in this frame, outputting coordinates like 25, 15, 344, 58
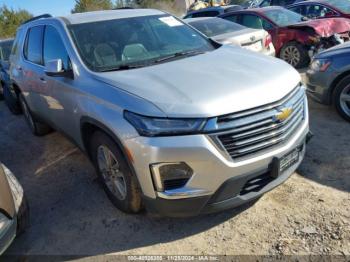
219, 6, 350, 68
287, 0, 350, 20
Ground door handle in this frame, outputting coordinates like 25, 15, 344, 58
40, 77, 47, 83
16, 66, 22, 71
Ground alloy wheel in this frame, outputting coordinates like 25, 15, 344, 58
97, 145, 127, 201
340, 84, 350, 118
281, 46, 301, 67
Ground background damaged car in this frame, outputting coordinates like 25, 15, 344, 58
220, 7, 350, 68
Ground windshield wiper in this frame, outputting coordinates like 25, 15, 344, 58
99, 64, 145, 72
153, 50, 205, 63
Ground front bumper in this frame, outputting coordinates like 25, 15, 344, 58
305, 68, 336, 105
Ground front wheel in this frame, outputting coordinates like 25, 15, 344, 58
279, 42, 309, 68
334, 75, 350, 122
90, 131, 142, 214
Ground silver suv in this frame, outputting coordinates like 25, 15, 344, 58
10, 9, 309, 217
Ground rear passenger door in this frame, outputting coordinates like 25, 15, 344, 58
22, 25, 47, 116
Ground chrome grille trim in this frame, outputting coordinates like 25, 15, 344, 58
215, 85, 306, 160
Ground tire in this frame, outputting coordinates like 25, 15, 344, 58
279, 42, 309, 69
90, 131, 142, 214
3, 165, 30, 234
333, 75, 350, 122
19, 94, 51, 136
3, 83, 21, 115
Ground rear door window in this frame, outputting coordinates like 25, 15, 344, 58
241, 15, 264, 29
24, 26, 44, 65
223, 14, 241, 23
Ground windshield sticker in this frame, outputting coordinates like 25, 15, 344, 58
159, 16, 183, 27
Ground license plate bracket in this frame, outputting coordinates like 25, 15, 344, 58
270, 147, 301, 178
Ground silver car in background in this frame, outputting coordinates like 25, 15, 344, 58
10, 9, 308, 217
186, 17, 275, 56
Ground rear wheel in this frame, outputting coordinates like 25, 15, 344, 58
19, 94, 51, 136
90, 131, 142, 214
334, 75, 350, 122
279, 42, 309, 68
3, 84, 21, 115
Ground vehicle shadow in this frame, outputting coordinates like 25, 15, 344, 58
297, 100, 350, 193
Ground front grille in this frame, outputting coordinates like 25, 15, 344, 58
216, 86, 306, 160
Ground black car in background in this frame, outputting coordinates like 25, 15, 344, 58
184, 5, 243, 18
306, 42, 350, 121
0, 39, 13, 100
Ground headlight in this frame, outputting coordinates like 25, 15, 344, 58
124, 111, 207, 137
310, 58, 331, 72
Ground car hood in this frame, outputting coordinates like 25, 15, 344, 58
93, 45, 300, 118
287, 18, 350, 37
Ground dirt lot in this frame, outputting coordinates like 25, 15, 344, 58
1, 89, 349, 257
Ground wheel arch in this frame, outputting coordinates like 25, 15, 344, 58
80, 116, 144, 199
79, 117, 139, 178
329, 71, 350, 105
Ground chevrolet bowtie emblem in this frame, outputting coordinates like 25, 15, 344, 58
275, 107, 293, 122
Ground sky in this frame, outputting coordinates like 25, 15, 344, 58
0, 0, 76, 16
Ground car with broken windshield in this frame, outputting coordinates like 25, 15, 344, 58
10, 9, 310, 217
219, 6, 350, 68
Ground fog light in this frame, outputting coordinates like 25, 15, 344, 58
150, 162, 193, 192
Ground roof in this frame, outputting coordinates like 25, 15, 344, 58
229, 6, 285, 14
186, 5, 241, 15
185, 17, 220, 23
60, 9, 165, 25
0, 38, 14, 43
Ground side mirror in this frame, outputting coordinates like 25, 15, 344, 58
45, 59, 73, 79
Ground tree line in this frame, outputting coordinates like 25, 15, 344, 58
0, 0, 180, 39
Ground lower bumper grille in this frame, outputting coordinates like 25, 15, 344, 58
216, 86, 306, 160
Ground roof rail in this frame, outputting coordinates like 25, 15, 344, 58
22, 14, 52, 25
113, 7, 134, 10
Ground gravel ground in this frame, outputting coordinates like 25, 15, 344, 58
1, 93, 349, 257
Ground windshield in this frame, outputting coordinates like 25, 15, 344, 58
323, 0, 350, 14
264, 9, 304, 26
69, 15, 214, 72
189, 18, 245, 37
0, 40, 14, 61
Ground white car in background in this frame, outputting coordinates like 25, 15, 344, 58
186, 17, 275, 56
